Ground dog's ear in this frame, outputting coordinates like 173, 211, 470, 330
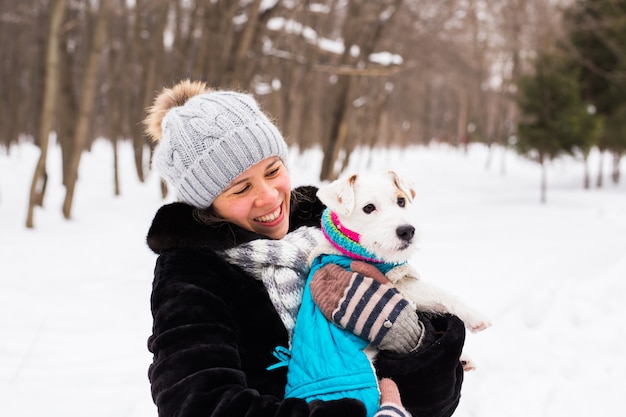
389, 170, 416, 202
316, 174, 358, 216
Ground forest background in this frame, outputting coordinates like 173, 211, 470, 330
1, 0, 625, 227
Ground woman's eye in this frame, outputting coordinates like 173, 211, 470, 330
363, 204, 376, 214
397, 197, 406, 208
266, 167, 280, 177
233, 185, 250, 195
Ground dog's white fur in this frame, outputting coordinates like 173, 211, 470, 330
311, 170, 491, 370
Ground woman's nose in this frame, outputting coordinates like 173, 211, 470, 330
254, 181, 278, 206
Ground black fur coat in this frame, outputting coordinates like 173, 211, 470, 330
146, 186, 466, 417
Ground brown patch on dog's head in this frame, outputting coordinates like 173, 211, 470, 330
389, 170, 416, 202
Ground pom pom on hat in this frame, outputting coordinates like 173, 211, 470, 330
145, 80, 289, 208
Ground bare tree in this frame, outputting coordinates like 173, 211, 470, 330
62, 0, 111, 219
318, 0, 404, 180
2, 0, 598, 224
26, 0, 67, 228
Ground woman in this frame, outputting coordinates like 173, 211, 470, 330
144, 80, 466, 417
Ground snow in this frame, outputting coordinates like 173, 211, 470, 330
1, 139, 625, 417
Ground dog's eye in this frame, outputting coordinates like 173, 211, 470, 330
397, 197, 406, 208
363, 204, 376, 214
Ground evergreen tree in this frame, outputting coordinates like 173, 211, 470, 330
564, 0, 626, 185
515, 52, 603, 202
603, 104, 626, 184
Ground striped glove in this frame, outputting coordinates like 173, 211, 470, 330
375, 378, 412, 417
310, 263, 424, 353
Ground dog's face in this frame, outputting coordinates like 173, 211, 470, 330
317, 170, 418, 263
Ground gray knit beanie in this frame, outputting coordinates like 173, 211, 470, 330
152, 90, 289, 208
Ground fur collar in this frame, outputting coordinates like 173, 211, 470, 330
146, 185, 324, 254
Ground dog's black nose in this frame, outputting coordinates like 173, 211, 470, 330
396, 225, 415, 242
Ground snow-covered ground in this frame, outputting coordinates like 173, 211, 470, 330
1, 139, 625, 417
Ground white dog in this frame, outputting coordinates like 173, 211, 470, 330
310, 170, 491, 370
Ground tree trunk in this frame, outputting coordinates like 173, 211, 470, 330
583, 153, 590, 189
107, 26, 123, 197
58, 15, 77, 187
131, 0, 169, 184
26, 0, 67, 228
191, 0, 211, 81
113, 137, 120, 196
540, 154, 547, 204
232, 0, 262, 83
457, 87, 469, 153
319, 75, 353, 181
317, 0, 401, 180
596, 149, 604, 188
612, 151, 621, 184
3, 16, 27, 148
62, 0, 111, 219
485, 142, 493, 170
129, 0, 148, 183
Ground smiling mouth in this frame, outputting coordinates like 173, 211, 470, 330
254, 206, 282, 223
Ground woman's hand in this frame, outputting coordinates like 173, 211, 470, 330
309, 263, 424, 353
375, 378, 412, 417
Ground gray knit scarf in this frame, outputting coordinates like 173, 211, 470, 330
221, 226, 324, 343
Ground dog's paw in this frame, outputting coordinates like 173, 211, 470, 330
464, 313, 492, 333
386, 264, 417, 284
460, 354, 476, 372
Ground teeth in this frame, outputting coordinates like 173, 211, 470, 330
255, 206, 281, 223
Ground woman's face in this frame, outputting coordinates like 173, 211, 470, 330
212, 157, 291, 239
